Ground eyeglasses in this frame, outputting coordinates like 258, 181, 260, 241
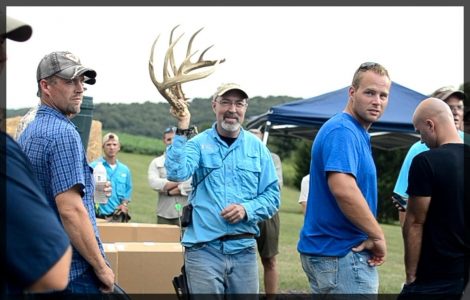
448, 104, 464, 112
216, 98, 247, 108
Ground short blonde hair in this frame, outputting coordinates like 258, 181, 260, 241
351, 62, 390, 89
102, 132, 119, 145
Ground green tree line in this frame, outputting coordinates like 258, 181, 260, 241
93, 96, 299, 139
7, 94, 413, 223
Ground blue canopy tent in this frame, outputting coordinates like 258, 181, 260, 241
246, 82, 428, 150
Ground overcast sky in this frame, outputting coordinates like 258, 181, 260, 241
5, 6, 464, 110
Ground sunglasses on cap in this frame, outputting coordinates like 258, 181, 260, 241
164, 127, 176, 134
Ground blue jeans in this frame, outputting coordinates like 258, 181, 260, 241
184, 243, 259, 297
300, 250, 378, 294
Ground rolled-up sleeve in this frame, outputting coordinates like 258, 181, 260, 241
148, 157, 168, 191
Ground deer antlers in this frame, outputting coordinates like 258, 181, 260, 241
149, 25, 225, 118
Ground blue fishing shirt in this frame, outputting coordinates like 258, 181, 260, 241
165, 124, 280, 254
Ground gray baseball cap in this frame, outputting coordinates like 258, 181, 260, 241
36, 51, 96, 84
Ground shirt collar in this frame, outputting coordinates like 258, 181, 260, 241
37, 104, 77, 128
209, 122, 245, 148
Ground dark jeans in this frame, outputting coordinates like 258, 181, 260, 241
398, 277, 465, 300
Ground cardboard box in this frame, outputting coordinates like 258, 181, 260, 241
97, 222, 180, 243
114, 242, 184, 293
102, 243, 118, 281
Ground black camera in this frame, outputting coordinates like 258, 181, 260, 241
181, 204, 193, 227
391, 193, 407, 212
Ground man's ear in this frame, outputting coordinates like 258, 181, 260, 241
348, 86, 356, 102
426, 119, 435, 131
212, 100, 217, 113
39, 80, 50, 97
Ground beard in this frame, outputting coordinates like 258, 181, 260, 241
221, 120, 241, 132
220, 112, 241, 132
63, 106, 81, 118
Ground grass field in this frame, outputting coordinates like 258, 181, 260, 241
119, 151, 405, 294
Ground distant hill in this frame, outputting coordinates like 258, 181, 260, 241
6, 107, 30, 118
7, 96, 300, 139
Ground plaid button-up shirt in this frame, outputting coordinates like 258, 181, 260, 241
18, 105, 105, 281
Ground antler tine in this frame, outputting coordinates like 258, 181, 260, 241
148, 34, 171, 101
163, 32, 184, 82
177, 28, 225, 78
162, 60, 221, 87
168, 25, 187, 100
193, 44, 226, 71
199, 44, 214, 61
179, 43, 225, 76
169, 25, 181, 45
172, 26, 224, 100
186, 27, 205, 58
149, 25, 225, 106
148, 31, 185, 102
199, 45, 226, 65
168, 25, 182, 77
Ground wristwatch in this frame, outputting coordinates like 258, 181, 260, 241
175, 126, 198, 138
121, 202, 128, 207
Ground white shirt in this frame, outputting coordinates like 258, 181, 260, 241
298, 174, 310, 203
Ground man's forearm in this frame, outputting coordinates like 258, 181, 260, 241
403, 221, 423, 283
164, 181, 179, 192
402, 195, 430, 283
59, 202, 108, 271
329, 173, 384, 240
338, 193, 383, 239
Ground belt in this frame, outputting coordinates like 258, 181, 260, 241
96, 213, 113, 219
218, 233, 255, 241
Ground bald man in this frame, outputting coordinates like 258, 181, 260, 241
398, 98, 469, 298
392, 86, 465, 225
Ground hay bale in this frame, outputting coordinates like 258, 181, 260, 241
6, 116, 21, 138
6, 116, 103, 163
87, 120, 102, 162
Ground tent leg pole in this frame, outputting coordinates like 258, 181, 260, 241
262, 121, 271, 145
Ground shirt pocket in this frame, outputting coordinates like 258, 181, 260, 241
116, 174, 128, 198
199, 152, 224, 188
236, 154, 261, 199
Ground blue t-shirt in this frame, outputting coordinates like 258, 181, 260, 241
3, 132, 70, 293
90, 158, 133, 215
298, 113, 377, 256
